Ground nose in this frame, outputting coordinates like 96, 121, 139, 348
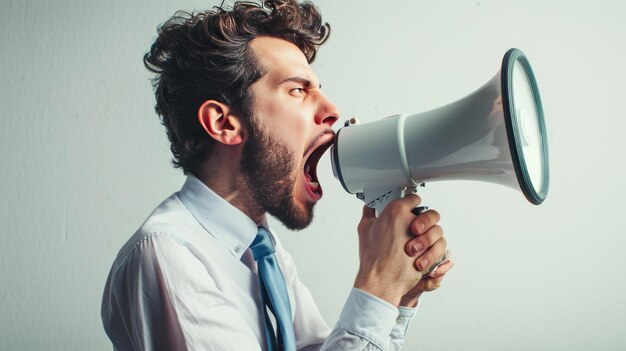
315, 93, 340, 127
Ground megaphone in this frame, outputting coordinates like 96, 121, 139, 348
331, 48, 549, 215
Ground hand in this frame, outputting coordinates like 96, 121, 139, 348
354, 194, 426, 307
400, 209, 454, 307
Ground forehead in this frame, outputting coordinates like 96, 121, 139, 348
249, 36, 318, 84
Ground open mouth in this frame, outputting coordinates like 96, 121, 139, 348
303, 136, 334, 200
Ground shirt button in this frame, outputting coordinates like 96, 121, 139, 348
234, 246, 242, 253
396, 316, 406, 324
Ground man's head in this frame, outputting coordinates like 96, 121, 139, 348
145, 1, 340, 229
144, 0, 330, 175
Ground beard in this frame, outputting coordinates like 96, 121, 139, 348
240, 115, 314, 230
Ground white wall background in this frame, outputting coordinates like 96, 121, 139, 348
1, 0, 625, 350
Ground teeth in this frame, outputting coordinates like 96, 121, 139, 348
309, 181, 319, 190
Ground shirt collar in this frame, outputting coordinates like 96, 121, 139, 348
177, 174, 263, 259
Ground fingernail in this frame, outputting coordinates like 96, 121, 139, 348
410, 243, 423, 256
419, 258, 429, 270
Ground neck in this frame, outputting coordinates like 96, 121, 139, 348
194, 150, 265, 224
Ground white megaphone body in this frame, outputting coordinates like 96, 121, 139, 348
330, 48, 549, 215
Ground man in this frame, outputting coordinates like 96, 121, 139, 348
101, 1, 453, 350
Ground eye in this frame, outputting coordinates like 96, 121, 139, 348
289, 87, 306, 96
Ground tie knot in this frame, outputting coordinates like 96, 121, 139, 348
250, 227, 275, 260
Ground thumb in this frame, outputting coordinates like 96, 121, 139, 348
361, 205, 376, 220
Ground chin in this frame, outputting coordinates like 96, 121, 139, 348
270, 199, 315, 231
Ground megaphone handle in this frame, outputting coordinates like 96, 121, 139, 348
367, 188, 446, 275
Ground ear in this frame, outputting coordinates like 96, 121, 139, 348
198, 100, 245, 145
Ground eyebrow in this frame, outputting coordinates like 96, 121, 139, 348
279, 76, 322, 89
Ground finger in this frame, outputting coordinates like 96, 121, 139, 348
410, 209, 441, 235
405, 224, 443, 257
422, 275, 444, 291
429, 256, 454, 278
402, 192, 422, 204
414, 237, 447, 272
361, 205, 376, 220
358, 206, 376, 235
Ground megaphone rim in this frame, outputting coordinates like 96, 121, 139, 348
501, 48, 550, 205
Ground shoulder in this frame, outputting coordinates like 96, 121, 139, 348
111, 193, 203, 271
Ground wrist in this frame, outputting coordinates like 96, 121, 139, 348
354, 275, 402, 307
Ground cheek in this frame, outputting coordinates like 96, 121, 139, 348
255, 102, 311, 156
274, 124, 309, 157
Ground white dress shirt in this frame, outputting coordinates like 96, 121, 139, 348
101, 175, 417, 350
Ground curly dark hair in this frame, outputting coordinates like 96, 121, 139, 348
143, 0, 330, 175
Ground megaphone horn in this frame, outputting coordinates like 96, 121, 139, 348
331, 48, 549, 215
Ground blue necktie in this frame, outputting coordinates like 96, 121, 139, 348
250, 227, 296, 351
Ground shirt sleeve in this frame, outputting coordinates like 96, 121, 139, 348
318, 288, 417, 351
